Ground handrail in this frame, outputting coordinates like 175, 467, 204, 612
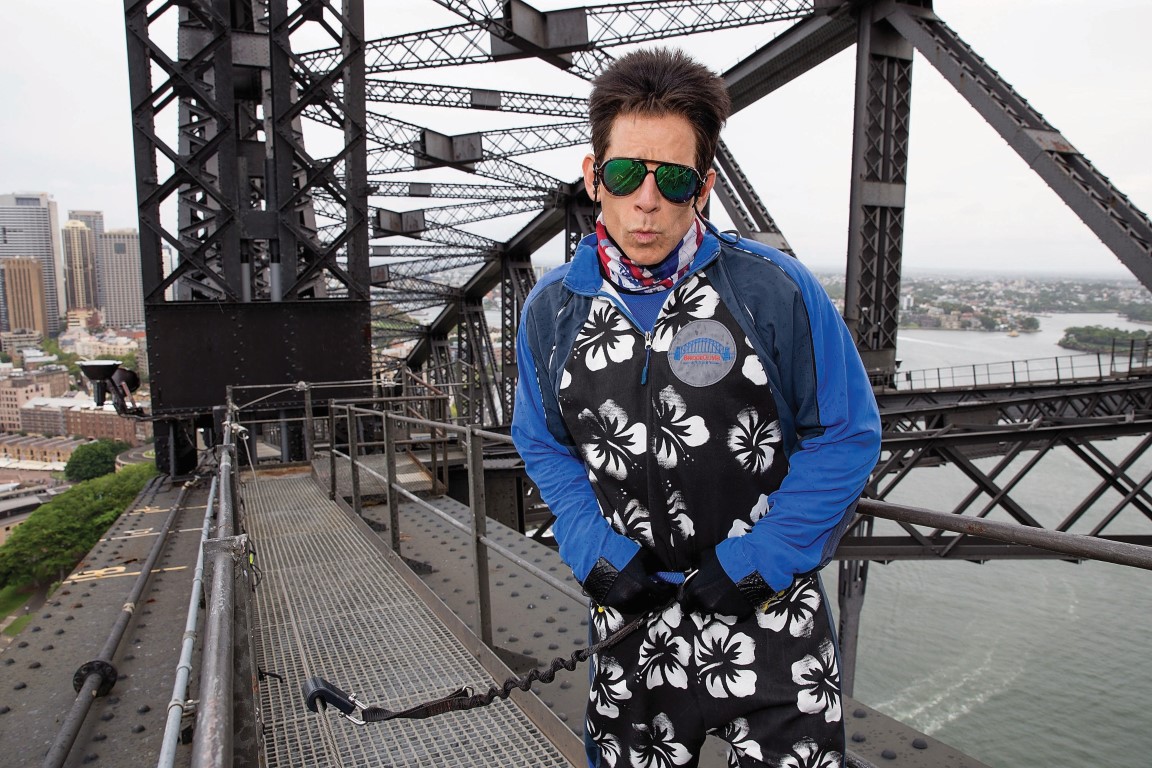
892, 341, 1152, 392
856, 499, 1152, 570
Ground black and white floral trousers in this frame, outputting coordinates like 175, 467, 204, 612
585, 574, 844, 768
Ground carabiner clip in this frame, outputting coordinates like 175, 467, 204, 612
302, 677, 369, 726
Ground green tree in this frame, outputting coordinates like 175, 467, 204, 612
64, 440, 131, 482
1019, 316, 1040, 331
0, 463, 156, 588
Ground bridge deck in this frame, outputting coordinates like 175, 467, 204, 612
243, 469, 573, 767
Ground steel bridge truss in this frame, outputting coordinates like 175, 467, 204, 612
128, 0, 1152, 687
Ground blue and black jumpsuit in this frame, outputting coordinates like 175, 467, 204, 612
512, 230, 881, 768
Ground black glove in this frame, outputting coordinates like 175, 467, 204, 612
582, 550, 677, 614
682, 549, 779, 620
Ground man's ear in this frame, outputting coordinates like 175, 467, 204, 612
582, 154, 599, 201
696, 167, 717, 208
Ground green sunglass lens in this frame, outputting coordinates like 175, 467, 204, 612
655, 165, 698, 202
602, 160, 646, 195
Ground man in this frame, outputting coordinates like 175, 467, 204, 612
512, 48, 881, 768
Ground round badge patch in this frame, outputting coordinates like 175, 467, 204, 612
668, 320, 737, 387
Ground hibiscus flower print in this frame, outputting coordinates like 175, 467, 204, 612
575, 300, 637, 371
629, 712, 692, 768
592, 604, 625, 641
651, 277, 720, 351
586, 716, 622, 767
652, 386, 710, 469
611, 498, 654, 546
638, 604, 690, 690
694, 622, 758, 698
727, 407, 782, 474
778, 737, 842, 768
590, 654, 632, 719
758, 578, 821, 637
578, 399, 647, 480
792, 639, 841, 723
727, 493, 769, 538
667, 490, 695, 543
712, 717, 764, 763
741, 348, 767, 386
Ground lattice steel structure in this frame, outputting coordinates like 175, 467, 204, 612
127, 0, 1152, 686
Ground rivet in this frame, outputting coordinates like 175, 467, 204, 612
55, 629, 65, 635
558, 713, 568, 722
17, 642, 27, 648
82, 754, 98, 763
0, 706, 9, 714
92, 734, 107, 742
853, 708, 867, 718
527, 603, 536, 610
881, 749, 897, 760
559, 681, 571, 690
42, 645, 53, 651
138, 704, 151, 714
548, 644, 559, 651
14, 682, 27, 690
508, 636, 519, 643
510, 592, 520, 597
912, 738, 928, 750
533, 631, 544, 638
132, 724, 146, 733
29, 662, 41, 669
852, 733, 866, 743
31, 626, 41, 633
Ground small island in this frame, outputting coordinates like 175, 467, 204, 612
1058, 325, 1149, 352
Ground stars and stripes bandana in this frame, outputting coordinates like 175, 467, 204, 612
596, 214, 703, 294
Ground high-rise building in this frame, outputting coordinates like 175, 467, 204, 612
100, 229, 145, 328
69, 210, 106, 307
0, 192, 64, 333
62, 220, 98, 311
1, 257, 49, 336
0, 193, 64, 334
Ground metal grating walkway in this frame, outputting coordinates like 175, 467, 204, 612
243, 471, 572, 767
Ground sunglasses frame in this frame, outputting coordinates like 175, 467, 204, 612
595, 157, 704, 204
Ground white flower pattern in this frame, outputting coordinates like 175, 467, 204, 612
612, 498, 654, 547
713, 717, 764, 762
777, 737, 842, 768
629, 712, 692, 768
638, 604, 691, 689
591, 655, 633, 718
728, 493, 770, 538
578, 399, 647, 480
695, 621, 758, 698
666, 490, 694, 543
575, 300, 637, 371
652, 385, 710, 469
792, 639, 842, 723
728, 407, 783, 474
651, 277, 720, 351
758, 578, 821, 638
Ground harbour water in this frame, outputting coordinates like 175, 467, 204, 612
833, 313, 1152, 767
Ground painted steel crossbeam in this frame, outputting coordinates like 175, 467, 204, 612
883, 2, 1152, 291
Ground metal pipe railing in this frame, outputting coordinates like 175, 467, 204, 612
42, 475, 188, 768
857, 499, 1152, 570
190, 442, 245, 768
157, 474, 220, 767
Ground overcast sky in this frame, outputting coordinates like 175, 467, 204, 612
2, 1, 1149, 277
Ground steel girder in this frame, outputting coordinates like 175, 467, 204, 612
844, 10, 913, 383
882, 2, 1152, 292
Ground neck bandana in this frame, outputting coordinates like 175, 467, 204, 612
596, 214, 703, 294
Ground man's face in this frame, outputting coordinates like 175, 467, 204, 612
582, 112, 716, 266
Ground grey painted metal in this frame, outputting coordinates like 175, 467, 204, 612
882, 1, 1152, 292
469, 429, 495, 646
844, 7, 914, 381
857, 498, 1152, 570
247, 472, 579, 766
157, 474, 220, 768
41, 475, 182, 768
191, 447, 240, 768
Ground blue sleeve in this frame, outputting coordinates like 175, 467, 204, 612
717, 256, 881, 592
511, 296, 639, 583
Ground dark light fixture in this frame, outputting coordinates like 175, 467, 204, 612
79, 360, 145, 417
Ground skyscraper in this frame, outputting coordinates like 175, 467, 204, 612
69, 210, 106, 307
1, 257, 49, 336
0, 193, 64, 334
62, 220, 98, 310
100, 229, 145, 328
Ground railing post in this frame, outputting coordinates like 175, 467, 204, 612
328, 404, 337, 500
348, 409, 362, 518
384, 413, 401, 553
468, 428, 494, 647
303, 384, 314, 461
1098, 352, 1104, 380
